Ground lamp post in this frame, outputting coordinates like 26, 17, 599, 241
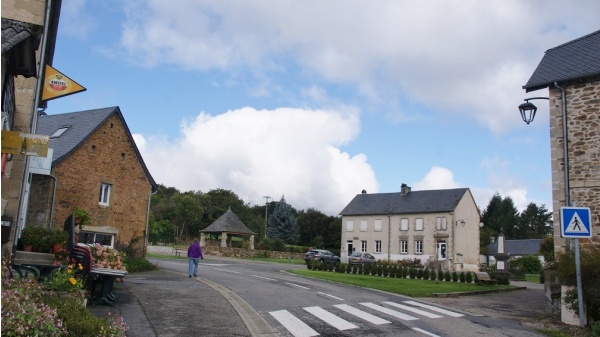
519, 89, 585, 327
263, 196, 271, 239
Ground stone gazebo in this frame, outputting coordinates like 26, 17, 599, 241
200, 208, 255, 250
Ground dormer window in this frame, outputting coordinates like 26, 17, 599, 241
50, 126, 70, 139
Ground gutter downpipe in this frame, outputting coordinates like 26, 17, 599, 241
387, 214, 391, 262
554, 81, 584, 327
14, 0, 53, 245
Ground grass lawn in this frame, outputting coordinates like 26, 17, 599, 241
147, 252, 306, 265
525, 274, 542, 283
288, 270, 516, 297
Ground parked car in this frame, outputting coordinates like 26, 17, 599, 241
348, 252, 377, 265
304, 249, 340, 264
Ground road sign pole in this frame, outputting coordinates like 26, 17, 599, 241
574, 238, 584, 327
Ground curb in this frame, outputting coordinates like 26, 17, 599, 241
431, 286, 528, 298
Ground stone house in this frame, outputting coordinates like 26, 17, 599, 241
339, 184, 481, 271
483, 238, 544, 267
29, 107, 157, 255
521, 30, 599, 252
1, 0, 62, 253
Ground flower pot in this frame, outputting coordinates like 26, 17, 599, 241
53, 243, 62, 253
23, 245, 33, 252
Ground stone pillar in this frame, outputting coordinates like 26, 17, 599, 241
200, 233, 205, 247
494, 233, 509, 271
220, 233, 227, 248
249, 235, 254, 250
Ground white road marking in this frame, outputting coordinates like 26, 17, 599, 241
403, 301, 465, 317
251, 275, 278, 281
384, 302, 443, 318
217, 269, 241, 274
413, 327, 441, 337
317, 292, 344, 301
304, 306, 358, 331
334, 304, 391, 325
359, 302, 418, 321
269, 310, 319, 337
285, 282, 310, 289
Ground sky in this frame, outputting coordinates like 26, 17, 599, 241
45, 0, 600, 216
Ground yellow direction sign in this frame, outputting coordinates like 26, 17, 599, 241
1, 130, 49, 157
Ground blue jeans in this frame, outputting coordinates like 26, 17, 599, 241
188, 257, 199, 276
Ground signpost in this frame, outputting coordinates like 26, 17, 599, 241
561, 206, 592, 326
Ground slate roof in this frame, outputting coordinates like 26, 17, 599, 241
36, 106, 157, 191
486, 239, 543, 256
339, 188, 470, 216
523, 30, 600, 92
1, 18, 39, 54
201, 208, 255, 235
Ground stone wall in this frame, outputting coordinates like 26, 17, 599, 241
46, 114, 153, 255
549, 80, 600, 252
202, 246, 306, 260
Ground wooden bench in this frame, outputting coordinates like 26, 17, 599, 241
173, 248, 186, 257
474, 272, 496, 285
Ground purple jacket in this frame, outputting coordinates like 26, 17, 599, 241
187, 242, 203, 259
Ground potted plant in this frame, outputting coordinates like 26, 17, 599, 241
49, 230, 69, 253
73, 206, 91, 229
19, 227, 37, 251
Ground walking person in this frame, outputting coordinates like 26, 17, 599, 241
187, 238, 204, 278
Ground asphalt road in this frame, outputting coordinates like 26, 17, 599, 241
89, 256, 551, 337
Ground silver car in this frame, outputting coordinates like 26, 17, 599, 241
348, 252, 377, 265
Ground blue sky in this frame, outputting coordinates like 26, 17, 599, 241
45, 1, 600, 216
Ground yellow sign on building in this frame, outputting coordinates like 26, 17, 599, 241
41, 65, 86, 101
1, 130, 49, 157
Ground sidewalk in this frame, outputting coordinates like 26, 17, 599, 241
87, 267, 275, 337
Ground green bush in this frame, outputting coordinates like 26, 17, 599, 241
444, 271, 451, 282
344, 263, 351, 273
408, 268, 416, 279
423, 268, 430, 280
437, 270, 444, 282
376, 265, 383, 277
510, 255, 542, 274
452, 271, 458, 282
466, 271, 473, 283
429, 270, 437, 281
459, 272, 466, 283
416, 268, 423, 280
124, 257, 158, 273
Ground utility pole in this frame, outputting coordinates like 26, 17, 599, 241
263, 196, 271, 239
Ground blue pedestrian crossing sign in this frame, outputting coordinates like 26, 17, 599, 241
561, 207, 592, 238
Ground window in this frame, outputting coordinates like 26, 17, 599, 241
360, 220, 367, 232
50, 126, 70, 139
415, 218, 424, 231
79, 231, 114, 248
400, 218, 409, 231
400, 240, 408, 254
415, 240, 423, 254
374, 219, 382, 232
99, 183, 111, 206
375, 240, 382, 253
361, 240, 367, 252
436, 217, 447, 231
346, 220, 354, 231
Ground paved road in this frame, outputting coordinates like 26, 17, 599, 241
89, 255, 550, 336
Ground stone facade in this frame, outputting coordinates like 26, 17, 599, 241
28, 114, 154, 255
1, 0, 47, 254
548, 80, 600, 252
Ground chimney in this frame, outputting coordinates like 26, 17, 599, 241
400, 183, 411, 195
361, 189, 367, 194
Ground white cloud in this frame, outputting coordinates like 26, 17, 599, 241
115, 1, 600, 135
135, 106, 377, 216
413, 166, 461, 190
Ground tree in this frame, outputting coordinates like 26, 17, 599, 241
296, 208, 341, 249
267, 196, 298, 244
516, 203, 552, 239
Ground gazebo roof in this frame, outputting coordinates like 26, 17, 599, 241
201, 208, 255, 235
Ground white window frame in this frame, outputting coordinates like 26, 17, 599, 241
99, 183, 111, 206
400, 240, 408, 254
374, 219, 382, 232
346, 220, 354, 231
361, 240, 367, 252
400, 218, 409, 231
415, 240, 423, 254
415, 218, 424, 231
79, 231, 115, 248
360, 220, 368, 232
375, 240, 382, 253
441, 217, 447, 230
437, 242, 447, 260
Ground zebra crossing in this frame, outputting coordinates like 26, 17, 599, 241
268, 300, 464, 337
